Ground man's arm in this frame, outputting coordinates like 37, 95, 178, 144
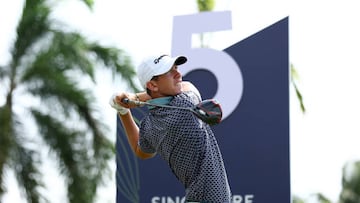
111, 92, 155, 159
118, 111, 155, 160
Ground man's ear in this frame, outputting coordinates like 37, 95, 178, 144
146, 81, 158, 92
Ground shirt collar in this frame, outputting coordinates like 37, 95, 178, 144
147, 96, 173, 109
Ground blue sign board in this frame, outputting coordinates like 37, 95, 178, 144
116, 14, 289, 203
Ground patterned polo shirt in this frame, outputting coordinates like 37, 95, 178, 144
139, 91, 231, 203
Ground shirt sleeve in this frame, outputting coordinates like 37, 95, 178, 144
138, 122, 156, 154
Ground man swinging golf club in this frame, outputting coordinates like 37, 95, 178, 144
109, 54, 232, 203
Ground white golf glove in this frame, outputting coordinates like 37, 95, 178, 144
109, 93, 129, 115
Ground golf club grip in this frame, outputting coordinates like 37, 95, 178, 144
122, 98, 143, 106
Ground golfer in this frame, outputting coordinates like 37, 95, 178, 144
110, 54, 232, 203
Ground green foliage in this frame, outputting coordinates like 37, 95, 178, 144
293, 193, 332, 203
0, 106, 12, 195
313, 193, 332, 203
290, 64, 306, 113
195, 0, 216, 47
197, 0, 215, 12
292, 195, 306, 203
339, 161, 360, 203
293, 160, 360, 203
82, 0, 94, 9
0, 0, 137, 202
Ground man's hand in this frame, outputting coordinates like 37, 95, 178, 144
109, 93, 129, 115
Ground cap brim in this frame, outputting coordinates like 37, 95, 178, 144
154, 56, 187, 76
175, 56, 187, 65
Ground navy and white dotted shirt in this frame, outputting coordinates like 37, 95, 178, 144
139, 91, 231, 203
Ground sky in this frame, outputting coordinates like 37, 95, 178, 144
1, 0, 360, 202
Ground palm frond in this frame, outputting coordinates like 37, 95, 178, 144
311, 193, 332, 203
22, 54, 87, 108
290, 64, 306, 113
23, 45, 114, 159
76, 103, 114, 184
25, 57, 114, 175
89, 44, 138, 91
1, 108, 45, 202
13, 144, 45, 203
292, 195, 305, 203
12, 0, 50, 64
31, 109, 99, 202
50, 31, 96, 80
0, 65, 6, 80
80, 0, 94, 10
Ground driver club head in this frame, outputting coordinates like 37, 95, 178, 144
193, 99, 223, 126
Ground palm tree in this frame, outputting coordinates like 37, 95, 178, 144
0, 0, 138, 202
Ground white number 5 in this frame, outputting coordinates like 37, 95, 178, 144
172, 11, 243, 121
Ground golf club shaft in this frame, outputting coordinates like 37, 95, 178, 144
122, 98, 191, 111
122, 98, 222, 125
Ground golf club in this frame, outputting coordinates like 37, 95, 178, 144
122, 98, 223, 126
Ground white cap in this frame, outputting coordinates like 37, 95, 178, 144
137, 54, 187, 88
